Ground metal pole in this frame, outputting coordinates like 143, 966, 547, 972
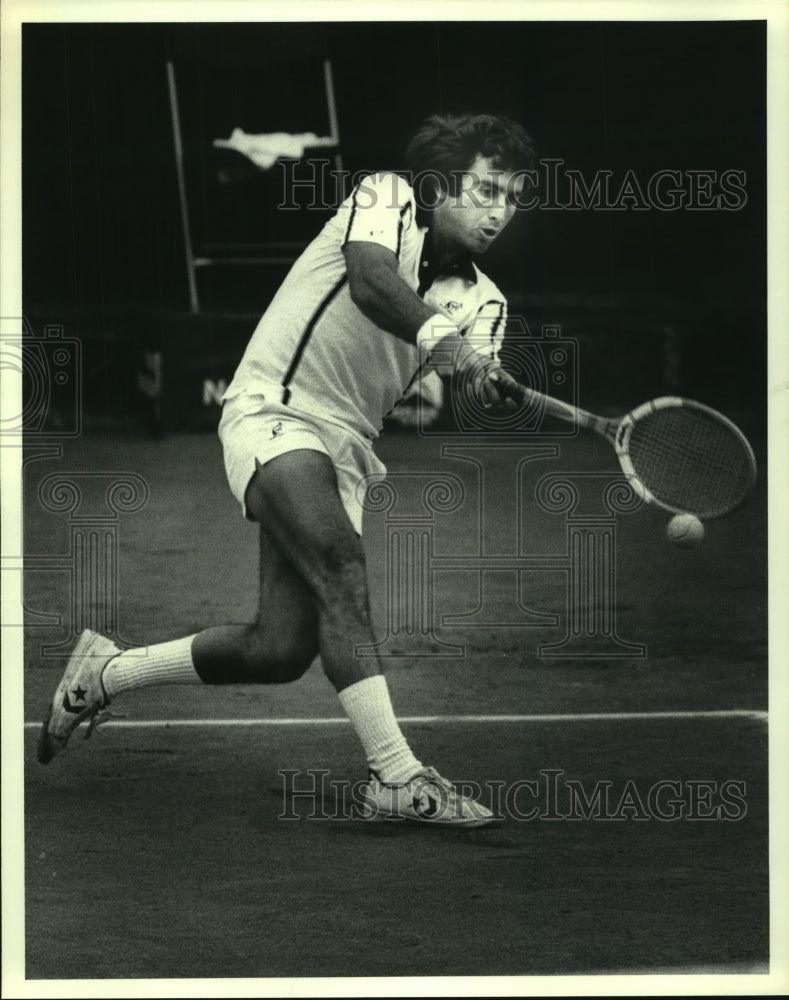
166, 60, 200, 314
323, 58, 345, 198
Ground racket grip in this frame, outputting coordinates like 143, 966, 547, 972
501, 380, 581, 428
496, 377, 618, 437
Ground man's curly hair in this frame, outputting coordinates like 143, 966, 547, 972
405, 113, 536, 194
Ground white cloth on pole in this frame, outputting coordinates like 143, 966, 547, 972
213, 127, 335, 170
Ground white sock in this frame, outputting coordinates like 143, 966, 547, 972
338, 675, 422, 783
102, 636, 200, 699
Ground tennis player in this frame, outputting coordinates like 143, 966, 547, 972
38, 113, 535, 827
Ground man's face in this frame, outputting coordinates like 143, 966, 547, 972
430, 154, 525, 257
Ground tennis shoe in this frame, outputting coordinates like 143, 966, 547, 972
37, 629, 121, 764
360, 766, 499, 828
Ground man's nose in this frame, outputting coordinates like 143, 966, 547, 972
489, 200, 515, 224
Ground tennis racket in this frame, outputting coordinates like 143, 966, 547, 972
500, 383, 757, 519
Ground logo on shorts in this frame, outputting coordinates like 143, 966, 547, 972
271, 421, 284, 438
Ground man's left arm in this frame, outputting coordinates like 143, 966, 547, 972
457, 297, 521, 410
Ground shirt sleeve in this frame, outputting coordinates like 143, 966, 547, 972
461, 296, 508, 362
339, 172, 414, 258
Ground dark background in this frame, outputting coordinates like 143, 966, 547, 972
18, 22, 773, 981
21, 20, 767, 423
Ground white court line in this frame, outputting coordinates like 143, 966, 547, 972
22, 709, 767, 728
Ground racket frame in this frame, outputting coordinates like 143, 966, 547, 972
612, 396, 757, 518
506, 383, 757, 519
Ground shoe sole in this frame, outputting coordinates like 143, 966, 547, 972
36, 630, 114, 765
363, 811, 502, 829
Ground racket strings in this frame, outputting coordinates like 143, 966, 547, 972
626, 407, 754, 517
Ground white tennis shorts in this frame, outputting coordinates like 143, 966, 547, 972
218, 392, 386, 535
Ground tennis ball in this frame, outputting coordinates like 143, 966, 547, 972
667, 513, 705, 548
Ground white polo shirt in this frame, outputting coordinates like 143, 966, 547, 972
224, 171, 508, 441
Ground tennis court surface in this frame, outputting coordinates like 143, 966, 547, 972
21, 424, 769, 981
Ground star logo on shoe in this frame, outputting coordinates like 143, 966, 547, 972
62, 686, 89, 715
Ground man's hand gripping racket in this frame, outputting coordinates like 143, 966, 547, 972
491, 373, 757, 519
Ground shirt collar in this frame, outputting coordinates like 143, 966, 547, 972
418, 224, 478, 289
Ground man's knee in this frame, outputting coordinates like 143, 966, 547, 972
196, 625, 317, 685
246, 626, 317, 683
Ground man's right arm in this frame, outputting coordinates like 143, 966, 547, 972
343, 241, 517, 409
343, 240, 442, 343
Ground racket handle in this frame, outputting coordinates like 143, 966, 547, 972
503, 381, 609, 435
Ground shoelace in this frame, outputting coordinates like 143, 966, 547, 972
368, 767, 456, 793
410, 768, 458, 797
84, 708, 127, 739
